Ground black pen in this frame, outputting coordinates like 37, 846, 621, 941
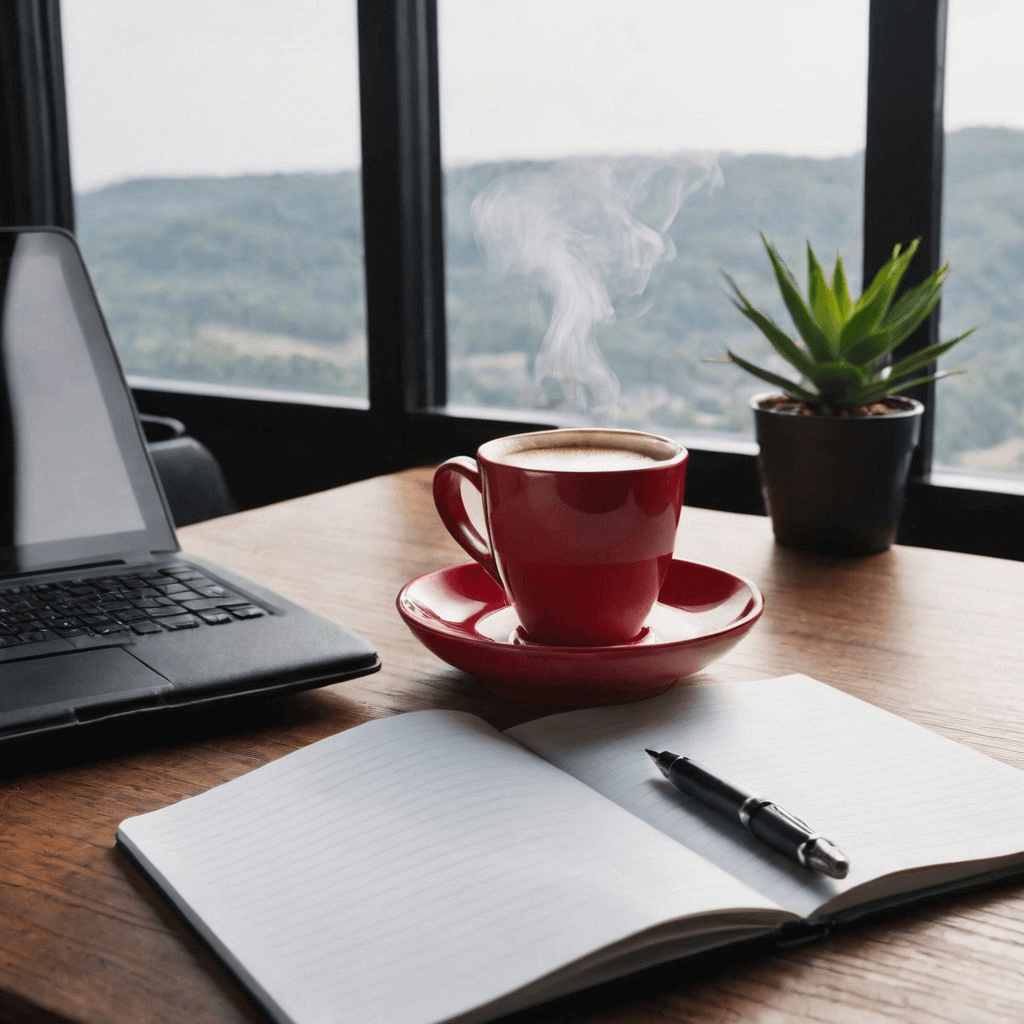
645, 749, 850, 879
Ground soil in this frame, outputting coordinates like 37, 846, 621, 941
758, 394, 918, 417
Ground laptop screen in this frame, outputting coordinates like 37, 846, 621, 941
0, 229, 177, 576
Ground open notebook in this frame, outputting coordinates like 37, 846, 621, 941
117, 675, 1024, 1024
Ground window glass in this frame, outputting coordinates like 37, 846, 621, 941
439, 0, 868, 439
938, 1, 1024, 479
61, 0, 367, 401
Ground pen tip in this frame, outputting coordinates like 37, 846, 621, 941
806, 837, 850, 880
644, 748, 659, 760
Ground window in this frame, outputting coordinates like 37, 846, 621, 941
8, 0, 1020, 554
937, 0, 1024, 481
60, 0, 368, 402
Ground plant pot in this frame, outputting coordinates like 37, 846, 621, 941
751, 393, 923, 555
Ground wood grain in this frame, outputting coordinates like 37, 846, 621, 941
1, 465, 1023, 1023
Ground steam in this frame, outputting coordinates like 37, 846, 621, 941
470, 153, 722, 416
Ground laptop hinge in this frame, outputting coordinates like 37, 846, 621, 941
0, 559, 126, 582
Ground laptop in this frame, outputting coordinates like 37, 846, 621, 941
0, 226, 380, 747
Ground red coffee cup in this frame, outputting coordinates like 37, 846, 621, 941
433, 428, 688, 646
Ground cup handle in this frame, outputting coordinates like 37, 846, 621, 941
433, 457, 502, 586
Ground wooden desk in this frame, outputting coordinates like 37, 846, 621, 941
2, 465, 1024, 1024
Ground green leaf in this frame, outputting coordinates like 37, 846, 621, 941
805, 360, 866, 404
843, 327, 973, 405
841, 329, 892, 369
839, 239, 920, 350
881, 263, 947, 324
860, 239, 920, 310
722, 273, 817, 377
848, 243, 901, 313
832, 253, 852, 320
807, 244, 842, 349
883, 328, 976, 387
846, 369, 965, 407
725, 350, 820, 402
880, 368, 966, 396
760, 235, 833, 361
838, 288, 893, 350
876, 268, 947, 351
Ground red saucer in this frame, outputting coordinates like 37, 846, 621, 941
396, 559, 764, 706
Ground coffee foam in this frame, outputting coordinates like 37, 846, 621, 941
497, 445, 661, 472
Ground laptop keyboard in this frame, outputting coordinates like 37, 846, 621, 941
0, 566, 265, 653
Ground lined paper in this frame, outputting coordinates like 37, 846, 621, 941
508, 674, 1024, 918
118, 710, 783, 1024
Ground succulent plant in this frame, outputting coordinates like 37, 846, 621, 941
723, 235, 974, 414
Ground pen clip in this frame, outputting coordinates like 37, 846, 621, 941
740, 797, 810, 831
763, 802, 812, 833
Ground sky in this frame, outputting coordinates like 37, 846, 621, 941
62, 0, 1024, 193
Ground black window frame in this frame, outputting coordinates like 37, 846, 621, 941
12, 0, 1024, 557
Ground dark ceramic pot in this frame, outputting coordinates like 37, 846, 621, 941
751, 393, 923, 555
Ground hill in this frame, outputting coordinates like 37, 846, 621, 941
74, 127, 1024, 471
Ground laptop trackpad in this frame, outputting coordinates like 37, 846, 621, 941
0, 648, 174, 732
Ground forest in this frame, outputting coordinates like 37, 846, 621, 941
74, 126, 1024, 473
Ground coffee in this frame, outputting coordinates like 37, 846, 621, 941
498, 446, 662, 473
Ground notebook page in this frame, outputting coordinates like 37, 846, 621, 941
507, 675, 1024, 919
118, 710, 785, 1024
